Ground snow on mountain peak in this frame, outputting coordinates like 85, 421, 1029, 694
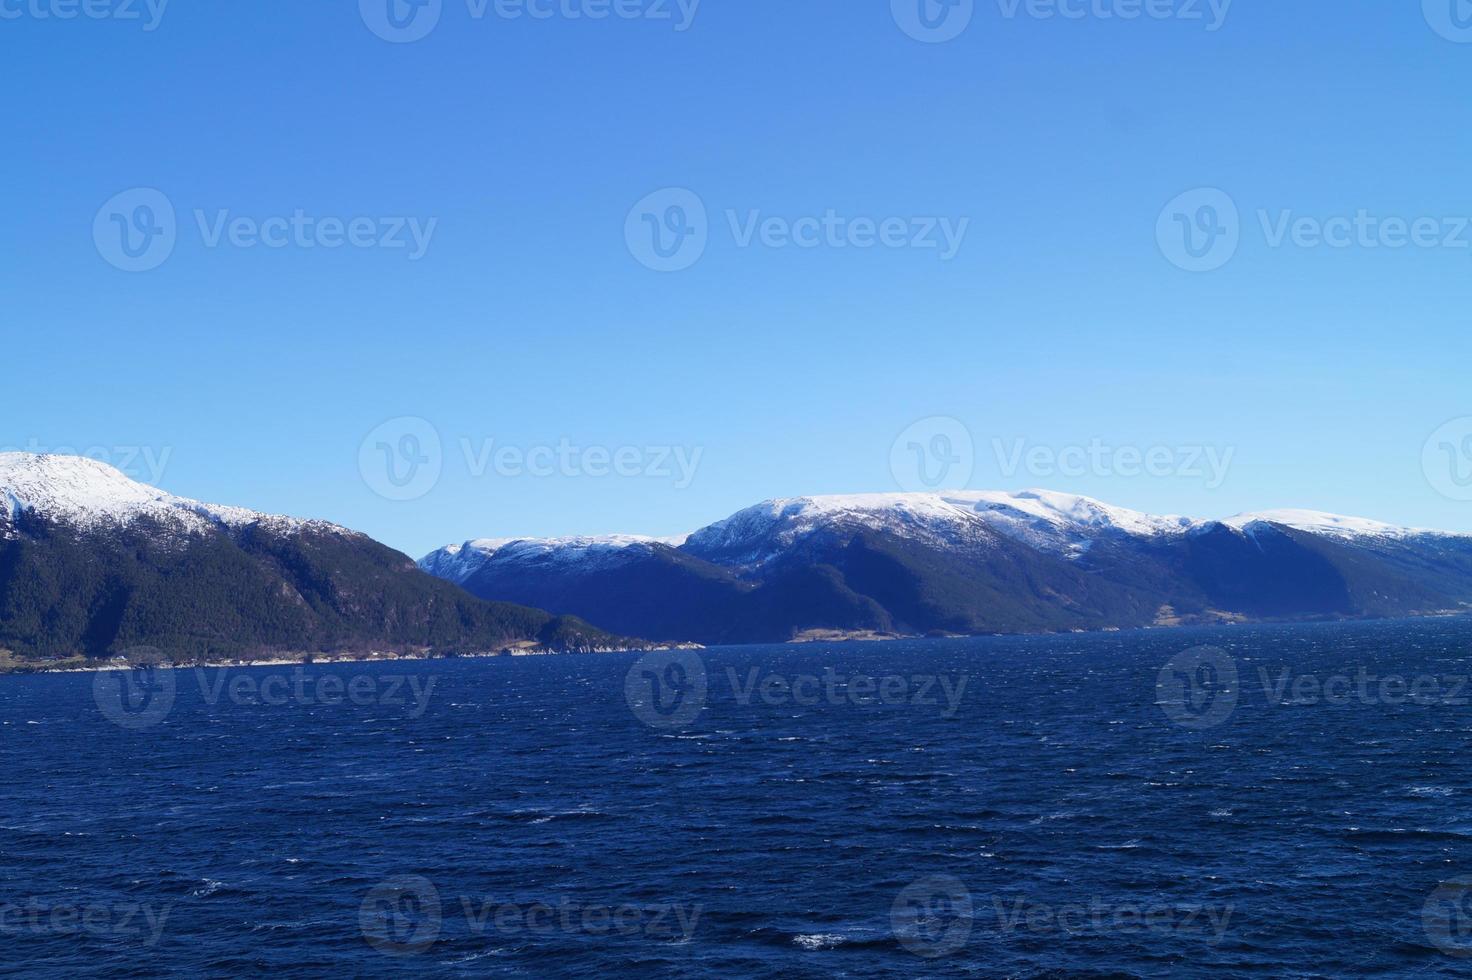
413, 490, 1470, 585
0, 453, 303, 536
419, 533, 688, 583
1221, 508, 1436, 540
682, 489, 1199, 566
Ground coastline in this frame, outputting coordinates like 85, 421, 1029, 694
0, 642, 705, 676
4, 610, 1469, 676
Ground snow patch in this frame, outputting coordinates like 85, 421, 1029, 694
0, 453, 320, 537
683, 489, 1197, 566
1222, 509, 1438, 540
419, 533, 688, 581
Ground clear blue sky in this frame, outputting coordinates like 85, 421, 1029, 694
5, 1, 1472, 558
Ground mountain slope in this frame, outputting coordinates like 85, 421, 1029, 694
423, 490, 1472, 644
0, 454, 632, 661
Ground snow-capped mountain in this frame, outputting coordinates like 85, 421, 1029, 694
423, 534, 686, 585
683, 490, 1200, 566
426, 489, 1454, 577
0, 452, 315, 538
1219, 508, 1441, 541
0, 454, 632, 661
11, 453, 1468, 657
422, 490, 1472, 645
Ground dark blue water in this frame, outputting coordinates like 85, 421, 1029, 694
5, 619, 1472, 977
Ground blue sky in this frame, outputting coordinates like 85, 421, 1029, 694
5, 0, 1472, 557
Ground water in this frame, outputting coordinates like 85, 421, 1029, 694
4, 619, 1472, 977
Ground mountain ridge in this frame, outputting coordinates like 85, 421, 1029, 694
0, 454, 639, 662
421, 490, 1472, 644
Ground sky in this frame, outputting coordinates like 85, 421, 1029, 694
5, 0, 1472, 558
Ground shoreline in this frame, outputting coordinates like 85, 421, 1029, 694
0, 643, 705, 676
3, 611, 1469, 676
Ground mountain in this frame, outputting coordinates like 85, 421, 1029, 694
0, 454, 633, 662
421, 490, 1472, 644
